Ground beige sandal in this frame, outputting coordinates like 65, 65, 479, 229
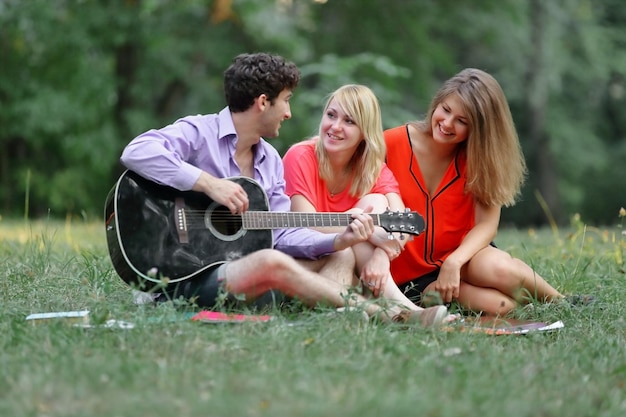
392, 305, 448, 328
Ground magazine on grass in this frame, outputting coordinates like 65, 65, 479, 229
448, 316, 565, 335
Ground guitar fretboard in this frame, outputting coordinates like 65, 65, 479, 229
242, 211, 381, 230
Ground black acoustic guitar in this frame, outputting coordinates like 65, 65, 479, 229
104, 170, 425, 290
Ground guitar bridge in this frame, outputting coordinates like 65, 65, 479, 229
175, 197, 189, 244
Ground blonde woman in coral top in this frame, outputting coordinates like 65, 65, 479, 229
284, 84, 451, 327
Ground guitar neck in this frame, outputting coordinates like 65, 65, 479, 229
242, 211, 381, 230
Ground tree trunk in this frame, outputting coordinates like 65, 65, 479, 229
526, 0, 563, 224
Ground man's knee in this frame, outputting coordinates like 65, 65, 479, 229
249, 249, 298, 276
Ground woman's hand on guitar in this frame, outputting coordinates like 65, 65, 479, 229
368, 227, 404, 260
193, 172, 249, 214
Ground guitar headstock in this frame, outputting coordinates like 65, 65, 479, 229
378, 209, 425, 236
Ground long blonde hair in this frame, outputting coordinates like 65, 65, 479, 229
413, 68, 527, 207
315, 84, 386, 198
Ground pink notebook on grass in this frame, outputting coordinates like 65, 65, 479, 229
191, 311, 273, 323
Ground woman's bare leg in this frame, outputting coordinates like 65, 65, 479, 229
424, 246, 563, 315
464, 246, 563, 302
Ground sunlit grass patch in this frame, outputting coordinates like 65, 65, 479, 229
0, 216, 105, 252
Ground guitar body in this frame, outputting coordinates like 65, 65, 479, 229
105, 170, 425, 291
105, 170, 272, 290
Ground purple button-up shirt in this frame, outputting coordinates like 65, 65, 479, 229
120, 107, 336, 259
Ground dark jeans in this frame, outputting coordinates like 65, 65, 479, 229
162, 263, 286, 310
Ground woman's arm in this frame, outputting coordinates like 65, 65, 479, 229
435, 202, 501, 302
289, 192, 406, 250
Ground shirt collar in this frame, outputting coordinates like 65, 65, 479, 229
218, 106, 267, 164
217, 107, 237, 140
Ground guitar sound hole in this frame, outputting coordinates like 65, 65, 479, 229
204, 205, 245, 242
213, 207, 242, 234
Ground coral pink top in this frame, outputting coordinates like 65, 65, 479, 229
283, 139, 399, 212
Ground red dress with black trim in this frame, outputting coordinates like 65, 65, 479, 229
384, 125, 475, 286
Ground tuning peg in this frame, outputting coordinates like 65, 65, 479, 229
399, 233, 406, 240
387, 232, 394, 240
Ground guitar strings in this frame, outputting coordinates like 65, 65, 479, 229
177, 209, 359, 227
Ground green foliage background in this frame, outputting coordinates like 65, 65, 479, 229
1, 0, 625, 225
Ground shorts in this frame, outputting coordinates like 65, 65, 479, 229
165, 262, 286, 309
399, 243, 497, 305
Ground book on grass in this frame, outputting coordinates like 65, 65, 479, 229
26, 310, 90, 324
447, 316, 564, 335
191, 311, 273, 323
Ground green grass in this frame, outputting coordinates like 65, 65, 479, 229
1, 218, 625, 417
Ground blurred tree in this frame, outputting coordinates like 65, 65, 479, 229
0, 0, 623, 225
494, 0, 626, 225
0, 0, 272, 218
300, 0, 625, 226
0, 0, 116, 217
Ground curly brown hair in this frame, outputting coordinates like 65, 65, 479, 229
223, 53, 300, 113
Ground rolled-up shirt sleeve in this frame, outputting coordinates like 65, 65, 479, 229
121, 122, 204, 190
274, 228, 336, 259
